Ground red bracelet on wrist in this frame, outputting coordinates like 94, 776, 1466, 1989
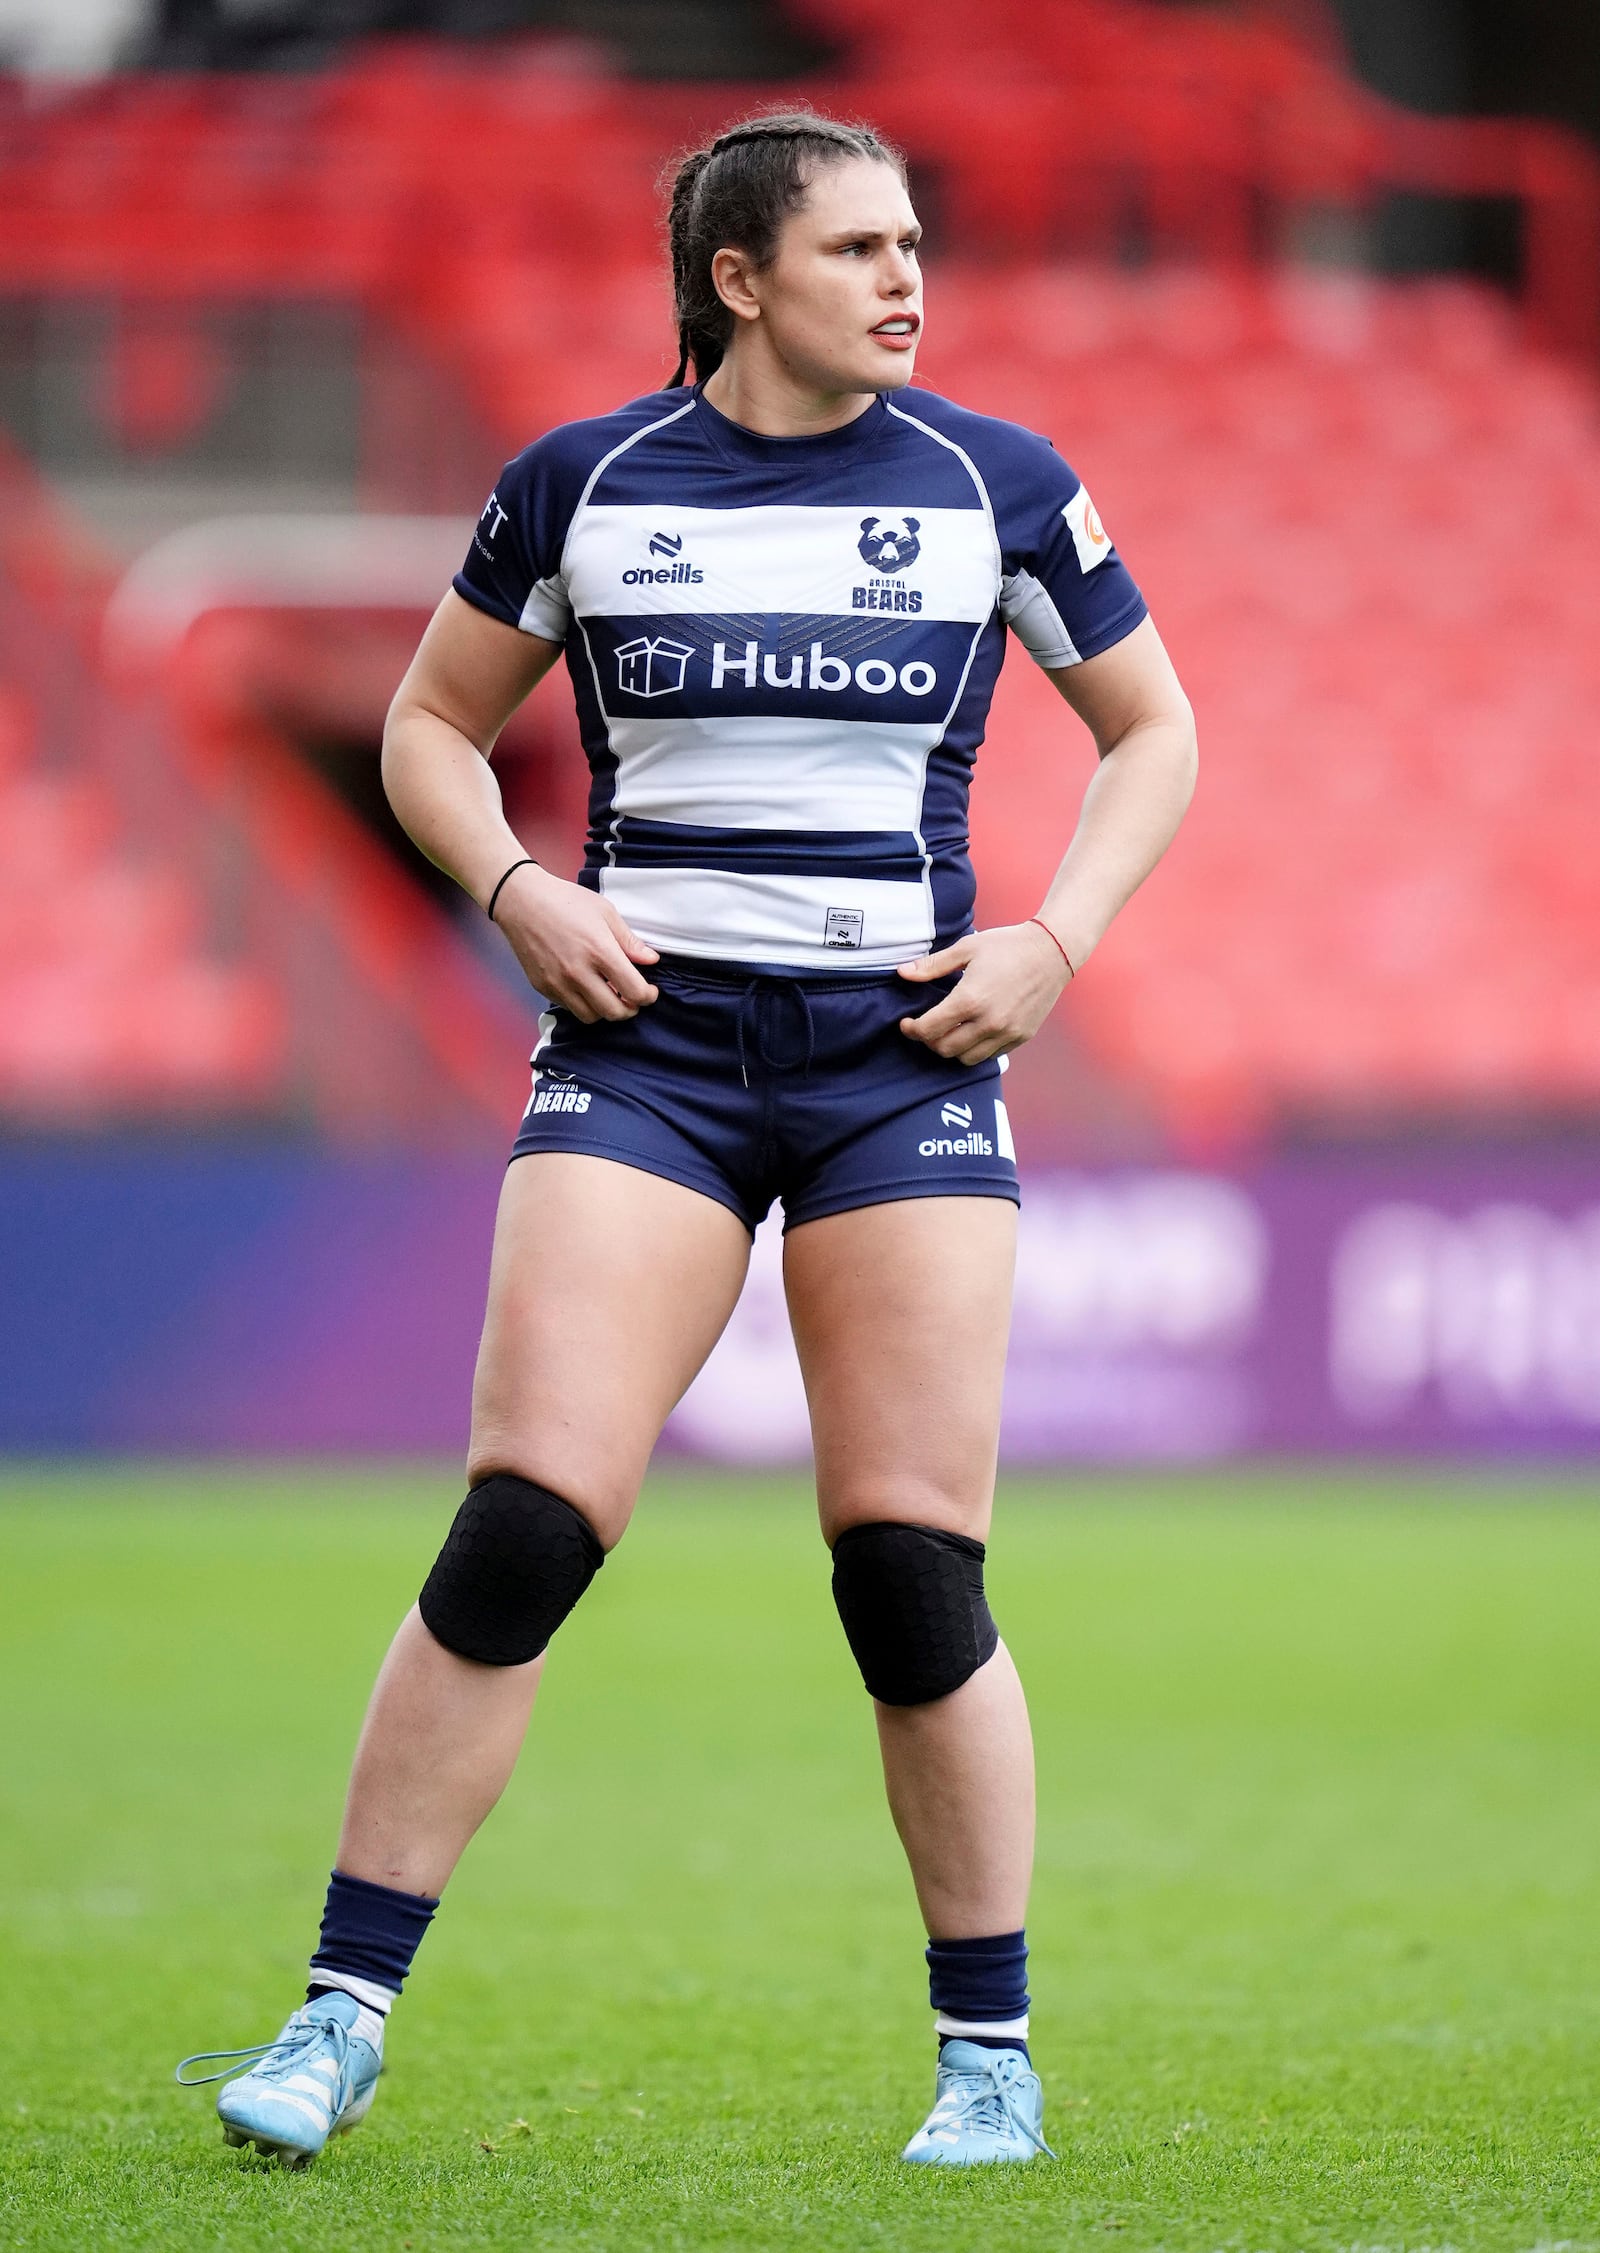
1029, 916, 1075, 978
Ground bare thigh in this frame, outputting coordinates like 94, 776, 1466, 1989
783, 1196, 1017, 1544
468, 1153, 752, 1546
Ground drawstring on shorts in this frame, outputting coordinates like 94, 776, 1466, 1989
735, 976, 816, 1088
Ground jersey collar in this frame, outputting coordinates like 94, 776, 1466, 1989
690, 384, 892, 466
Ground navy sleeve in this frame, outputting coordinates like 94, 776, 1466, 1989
453, 435, 577, 641
988, 429, 1147, 669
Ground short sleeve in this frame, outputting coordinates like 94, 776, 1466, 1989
993, 437, 1147, 670
453, 437, 574, 642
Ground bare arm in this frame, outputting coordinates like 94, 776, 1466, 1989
900, 614, 1197, 1064
382, 590, 659, 1021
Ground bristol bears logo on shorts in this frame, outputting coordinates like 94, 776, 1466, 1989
857, 515, 922, 574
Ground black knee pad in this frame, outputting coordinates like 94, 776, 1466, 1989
418, 1475, 604, 1666
830, 1521, 999, 1706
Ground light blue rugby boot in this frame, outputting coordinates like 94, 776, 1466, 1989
176, 1990, 382, 2168
901, 2040, 1056, 2165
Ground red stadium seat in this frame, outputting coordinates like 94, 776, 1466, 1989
1, 13, 1598, 1142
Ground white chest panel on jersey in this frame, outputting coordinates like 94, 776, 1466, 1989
565, 503, 999, 623
596, 713, 945, 834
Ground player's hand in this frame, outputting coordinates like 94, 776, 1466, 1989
492, 863, 659, 1022
897, 921, 1072, 1065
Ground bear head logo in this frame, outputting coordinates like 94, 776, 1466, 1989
857, 515, 922, 574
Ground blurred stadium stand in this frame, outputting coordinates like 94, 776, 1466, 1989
0, 0, 1597, 1151
0, 438, 285, 1116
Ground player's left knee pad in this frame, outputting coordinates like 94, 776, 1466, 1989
417, 1474, 605, 1666
830, 1521, 999, 1706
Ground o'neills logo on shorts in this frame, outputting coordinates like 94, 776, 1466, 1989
919, 1097, 992, 1157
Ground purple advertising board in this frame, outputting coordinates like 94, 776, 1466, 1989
1, 1147, 1597, 1459
671, 1155, 1600, 1463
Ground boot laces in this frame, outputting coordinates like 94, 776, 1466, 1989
938, 2052, 1057, 2158
175, 2009, 350, 2088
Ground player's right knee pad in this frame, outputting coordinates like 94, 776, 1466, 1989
417, 1474, 604, 1666
830, 1521, 1000, 1706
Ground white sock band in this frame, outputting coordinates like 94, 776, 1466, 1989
936, 2011, 1031, 2042
308, 1967, 398, 2016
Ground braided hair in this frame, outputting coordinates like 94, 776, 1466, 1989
663, 109, 907, 387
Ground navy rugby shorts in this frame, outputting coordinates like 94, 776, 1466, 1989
509, 954, 1020, 1233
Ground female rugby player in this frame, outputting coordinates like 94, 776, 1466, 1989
180, 109, 1196, 2168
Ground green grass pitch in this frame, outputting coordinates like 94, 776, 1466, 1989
2, 1466, 1598, 2252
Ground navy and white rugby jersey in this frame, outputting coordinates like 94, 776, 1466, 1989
454, 384, 1147, 971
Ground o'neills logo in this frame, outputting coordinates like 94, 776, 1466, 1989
623, 561, 703, 585
919, 1097, 991, 1156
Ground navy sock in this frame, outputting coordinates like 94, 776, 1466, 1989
927, 1929, 1030, 2062
306, 1868, 439, 2008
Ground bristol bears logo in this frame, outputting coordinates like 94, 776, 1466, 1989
857, 515, 921, 574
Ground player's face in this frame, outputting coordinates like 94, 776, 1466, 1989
756, 157, 924, 395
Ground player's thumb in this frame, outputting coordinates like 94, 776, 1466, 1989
604, 903, 659, 963
898, 937, 975, 981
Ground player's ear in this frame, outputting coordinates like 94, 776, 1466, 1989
860, 516, 878, 533
711, 244, 762, 324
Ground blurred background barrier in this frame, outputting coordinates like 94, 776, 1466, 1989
3, 1147, 1598, 1455
1, 0, 1598, 1458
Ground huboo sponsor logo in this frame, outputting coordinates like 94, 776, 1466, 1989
615, 635, 694, 696
709, 640, 937, 697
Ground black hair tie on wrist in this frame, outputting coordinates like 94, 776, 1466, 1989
486, 856, 538, 922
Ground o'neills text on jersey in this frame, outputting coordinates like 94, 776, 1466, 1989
622, 562, 704, 585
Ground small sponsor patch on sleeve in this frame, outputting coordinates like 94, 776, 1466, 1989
1062, 484, 1113, 573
